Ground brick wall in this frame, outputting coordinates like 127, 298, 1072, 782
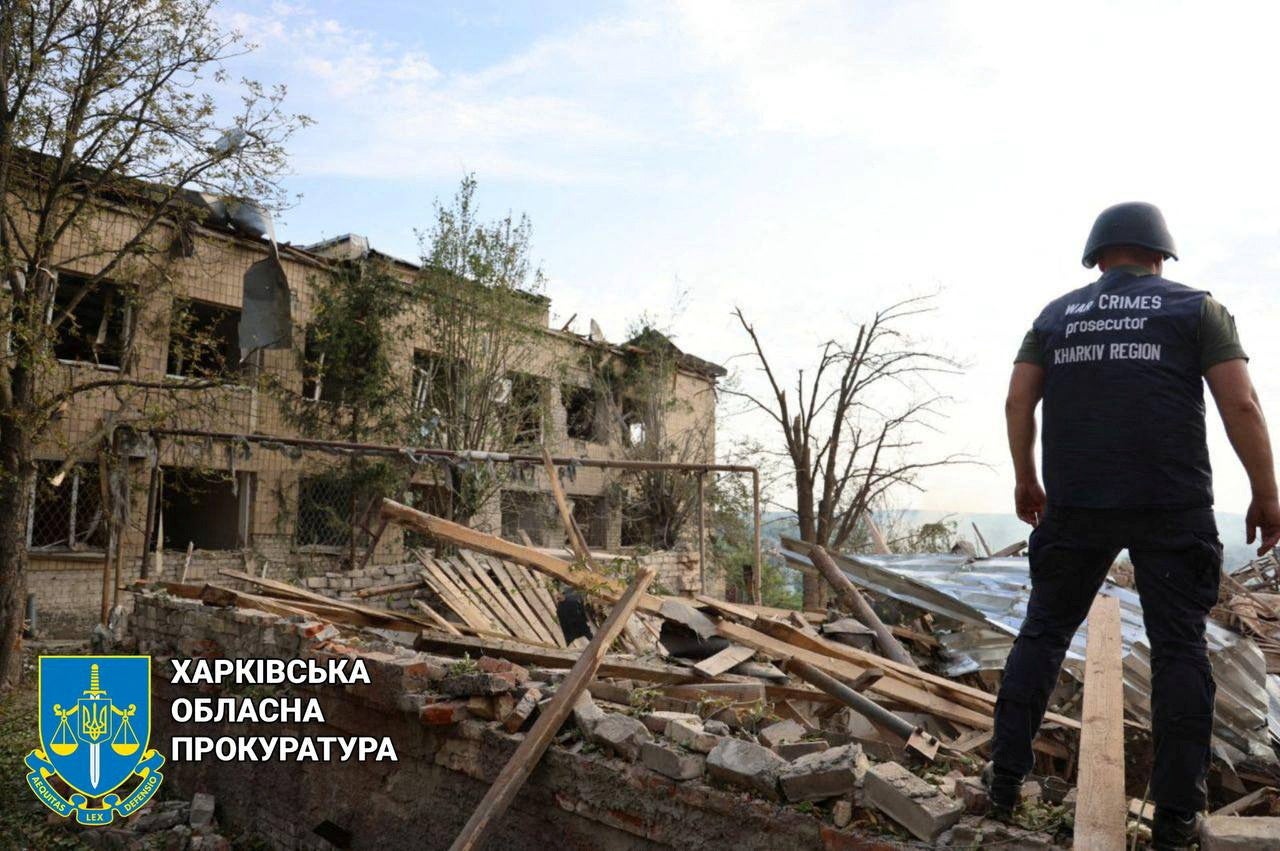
127, 595, 880, 851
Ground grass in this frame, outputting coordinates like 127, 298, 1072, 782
0, 675, 93, 850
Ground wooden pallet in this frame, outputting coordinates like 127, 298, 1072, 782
416, 549, 565, 647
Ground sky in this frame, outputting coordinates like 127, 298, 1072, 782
214, 0, 1280, 523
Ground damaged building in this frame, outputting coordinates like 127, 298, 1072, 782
25, 203, 726, 636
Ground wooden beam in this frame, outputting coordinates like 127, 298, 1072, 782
864, 514, 892, 555
414, 632, 696, 685
1074, 596, 1126, 851
379, 498, 665, 616
410, 599, 463, 637
809, 545, 917, 668
971, 522, 992, 557
353, 577, 428, 599
692, 644, 756, 678
448, 567, 656, 851
541, 446, 593, 567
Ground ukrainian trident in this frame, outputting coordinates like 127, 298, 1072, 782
26, 656, 165, 825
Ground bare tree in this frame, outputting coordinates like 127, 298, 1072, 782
0, 0, 305, 689
729, 296, 966, 608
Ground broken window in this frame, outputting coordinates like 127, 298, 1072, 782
621, 396, 647, 448
562, 384, 599, 441
571, 495, 611, 550
410, 350, 465, 414
506, 373, 545, 445
52, 273, 131, 368
28, 461, 108, 551
167, 299, 243, 379
161, 468, 252, 551
300, 325, 359, 403
296, 472, 367, 549
500, 490, 553, 547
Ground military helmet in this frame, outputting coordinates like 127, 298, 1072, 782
1082, 202, 1178, 268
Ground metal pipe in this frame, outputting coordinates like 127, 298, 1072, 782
697, 472, 706, 592
784, 657, 939, 760
146, 428, 760, 475
752, 470, 762, 605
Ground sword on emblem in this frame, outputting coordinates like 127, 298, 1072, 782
78, 663, 111, 790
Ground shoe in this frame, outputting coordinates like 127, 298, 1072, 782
1151, 808, 1201, 850
981, 762, 1021, 822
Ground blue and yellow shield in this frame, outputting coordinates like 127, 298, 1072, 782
27, 656, 164, 826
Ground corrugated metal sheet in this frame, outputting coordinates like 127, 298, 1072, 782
781, 546, 1277, 765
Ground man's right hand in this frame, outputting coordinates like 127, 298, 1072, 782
1015, 479, 1046, 527
1246, 495, 1280, 556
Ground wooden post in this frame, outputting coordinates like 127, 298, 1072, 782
448, 566, 656, 851
1074, 595, 1126, 850
97, 451, 113, 625
751, 471, 762, 605
138, 455, 161, 579
864, 514, 892, 555
540, 447, 592, 566
971, 522, 992, 557
809, 545, 917, 669
697, 471, 706, 592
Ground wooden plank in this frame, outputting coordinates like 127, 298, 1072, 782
417, 556, 500, 633
750, 617, 1081, 732
692, 644, 756, 679
447, 567, 656, 851
503, 559, 565, 645
410, 599, 463, 637
353, 577, 428, 599
810, 545, 917, 668
379, 498, 665, 615
542, 446, 594, 566
443, 556, 514, 636
478, 553, 559, 646
1074, 596, 1126, 851
946, 728, 993, 754
1211, 786, 1274, 816
716, 620, 995, 730
414, 632, 696, 685
694, 594, 759, 623
215, 569, 437, 631
456, 552, 542, 644
658, 682, 768, 702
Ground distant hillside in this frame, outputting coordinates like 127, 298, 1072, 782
761, 509, 1256, 572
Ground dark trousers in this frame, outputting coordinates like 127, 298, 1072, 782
991, 506, 1222, 814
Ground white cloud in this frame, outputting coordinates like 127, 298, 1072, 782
213, 0, 1280, 520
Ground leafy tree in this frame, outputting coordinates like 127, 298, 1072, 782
410, 174, 547, 524
0, 0, 305, 689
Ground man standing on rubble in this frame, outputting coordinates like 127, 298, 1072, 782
992, 201, 1280, 849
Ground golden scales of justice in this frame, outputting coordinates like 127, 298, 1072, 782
49, 663, 139, 789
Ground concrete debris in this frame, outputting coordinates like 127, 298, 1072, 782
641, 709, 701, 735
777, 744, 867, 802
1200, 816, 1280, 850
589, 713, 652, 761
641, 740, 707, 780
758, 718, 806, 750
189, 792, 216, 829
666, 717, 721, 753
863, 762, 963, 842
706, 738, 788, 800
833, 799, 854, 828
776, 739, 828, 761
572, 692, 606, 735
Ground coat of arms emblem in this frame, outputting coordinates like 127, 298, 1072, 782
25, 656, 165, 825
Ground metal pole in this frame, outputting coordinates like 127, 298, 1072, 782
147, 428, 759, 476
752, 470, 762, 605
138, 453, 161, 579
697, 472, 706, 593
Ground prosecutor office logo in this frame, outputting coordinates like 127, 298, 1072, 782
25, 656, 165, 825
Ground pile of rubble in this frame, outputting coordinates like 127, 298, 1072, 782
76, 792, 230, 851
124, 495, 1280, 849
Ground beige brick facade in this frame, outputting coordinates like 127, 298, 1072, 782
25, 216, 721, 635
